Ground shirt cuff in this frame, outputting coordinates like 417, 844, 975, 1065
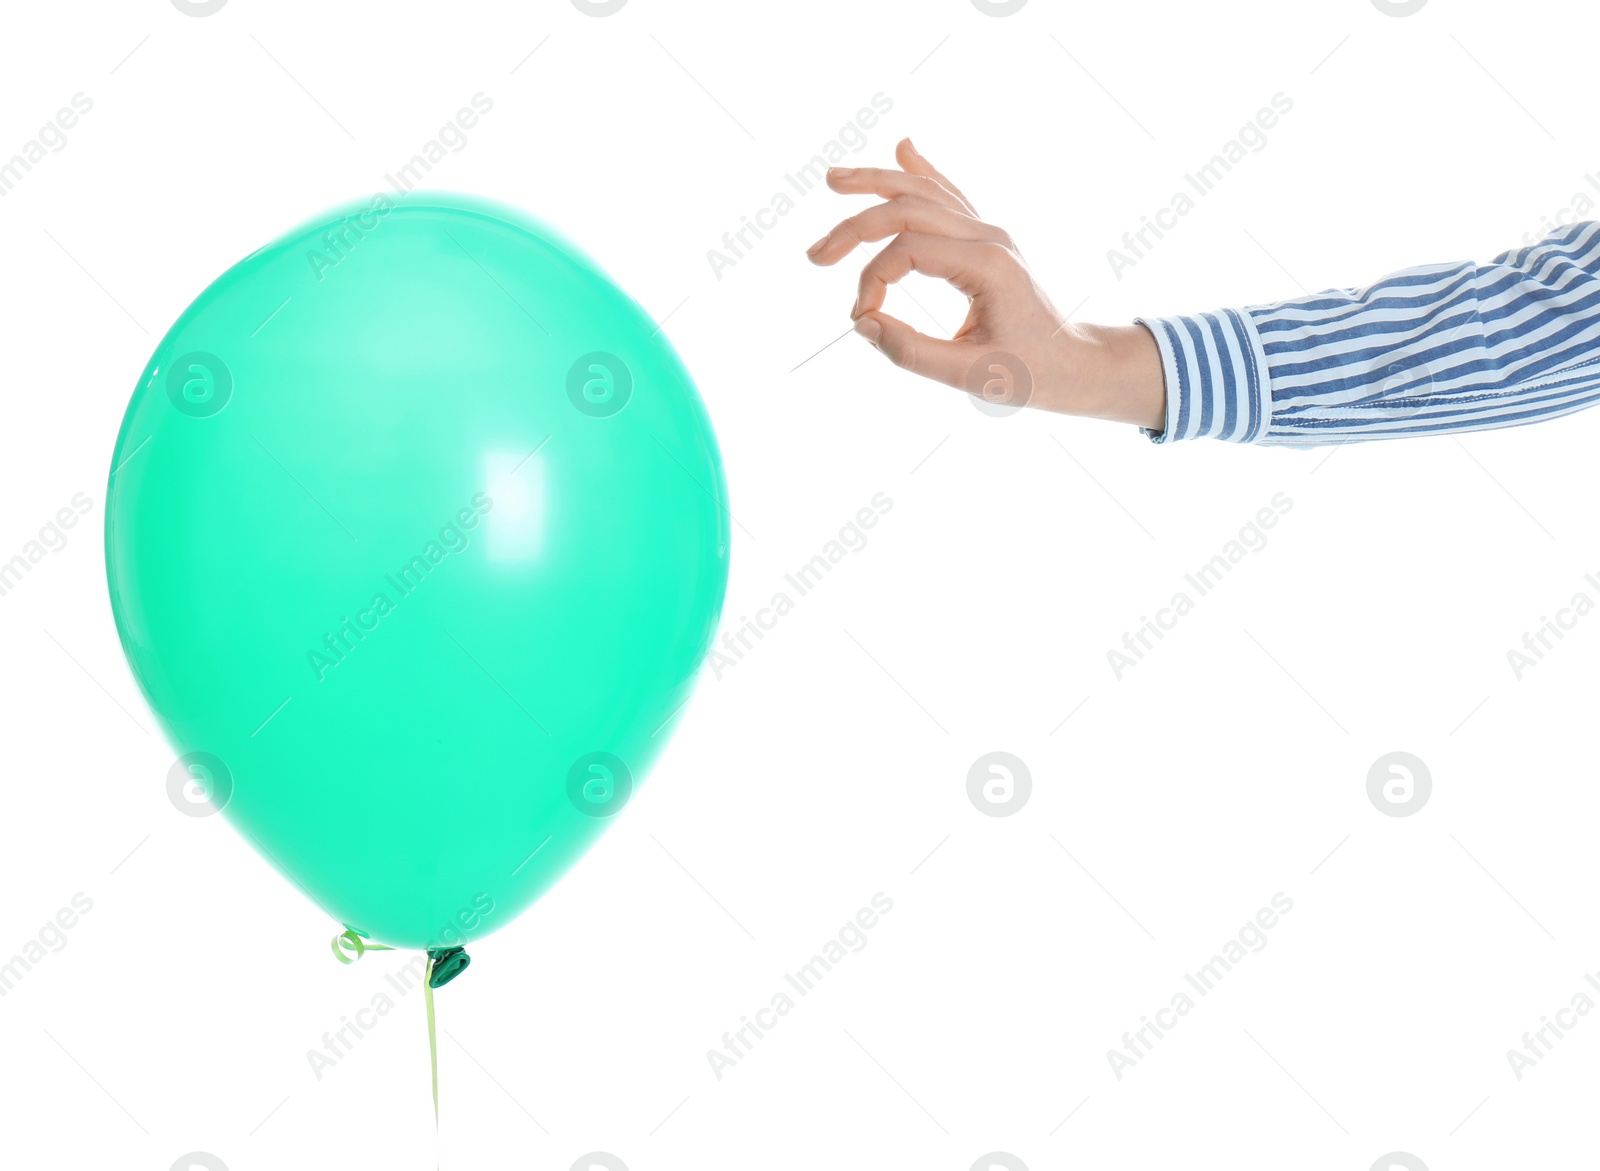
1134, 310, 1272, 444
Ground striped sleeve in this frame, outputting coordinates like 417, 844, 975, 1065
1134, 221, 1600, 446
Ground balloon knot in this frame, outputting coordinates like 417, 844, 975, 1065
427, 946, 470, 988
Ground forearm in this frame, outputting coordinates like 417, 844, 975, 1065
1136, 221, 1600, 446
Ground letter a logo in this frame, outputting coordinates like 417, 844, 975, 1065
566, 351, 633, 417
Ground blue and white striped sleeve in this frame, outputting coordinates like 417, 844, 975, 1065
1134, 221, 1600, 446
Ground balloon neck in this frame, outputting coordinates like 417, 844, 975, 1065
426, 946, 470, 988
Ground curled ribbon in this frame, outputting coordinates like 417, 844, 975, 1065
330, 928, 396, 965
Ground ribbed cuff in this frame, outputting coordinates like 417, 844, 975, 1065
1134, 309, 1272, 444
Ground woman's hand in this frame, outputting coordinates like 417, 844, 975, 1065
806, 138, 1166, 433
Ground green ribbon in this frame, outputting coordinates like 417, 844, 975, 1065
422, 946, 469, 1130
330, 932, 469, 1143
424, 954, 439, 1129
330, 928, 395, 964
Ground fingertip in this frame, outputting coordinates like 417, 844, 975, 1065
853, 314, 882, 345
863, 311, 918, 371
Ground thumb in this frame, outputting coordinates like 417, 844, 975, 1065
854, 311, 972, 390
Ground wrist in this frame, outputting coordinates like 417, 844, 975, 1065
1052, 322, 1166, 431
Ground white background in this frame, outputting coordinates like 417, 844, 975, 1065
2, 1, 1598, 1168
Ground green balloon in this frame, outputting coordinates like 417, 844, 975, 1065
106, 194, 729, 950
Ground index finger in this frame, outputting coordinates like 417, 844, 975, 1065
853, 232, 997, 318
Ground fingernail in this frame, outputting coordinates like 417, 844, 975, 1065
828, 167, 855, 180
904, 137, 918, 154
806, 234, 828, 257
854, 316, 881, 344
